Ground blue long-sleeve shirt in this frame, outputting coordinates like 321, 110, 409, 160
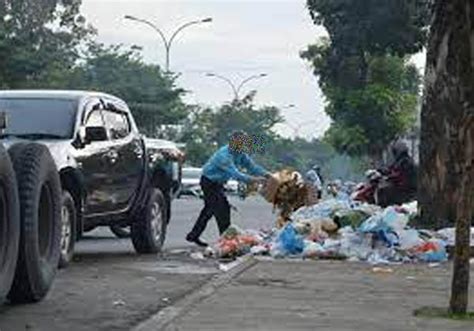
202, 145, 267, 184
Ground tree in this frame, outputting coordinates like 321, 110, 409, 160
306, 0, 431, 85
180, 92, 283, 166
0, 0, 94, 88
179, 106, 218, 166
61, 44, 188, 136
302, 1, 429, 160
302, 46, 420, 159
180, 93, 365, 181
418, 0, 473, 314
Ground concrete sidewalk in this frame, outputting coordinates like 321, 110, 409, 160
162, 260, 474, 331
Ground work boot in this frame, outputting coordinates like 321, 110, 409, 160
186, 234, 208, 247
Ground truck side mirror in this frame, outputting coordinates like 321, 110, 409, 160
0, 112, 7, 130
84, 126, 108, 144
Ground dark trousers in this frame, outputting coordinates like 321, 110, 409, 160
187, 176, 231, 239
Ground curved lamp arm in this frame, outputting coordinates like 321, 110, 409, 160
206, 73, 239, 99
236, 74, 267, 98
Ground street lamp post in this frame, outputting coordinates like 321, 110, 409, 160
206, 73, 267, 100
124, 15, 212, 72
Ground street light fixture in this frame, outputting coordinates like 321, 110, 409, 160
206, 73, 268, 100
124, 15, 212, 72
281, 104, 296, 110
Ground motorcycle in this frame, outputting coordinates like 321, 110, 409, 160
351, 170, 386, 205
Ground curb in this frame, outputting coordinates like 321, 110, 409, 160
133, 256, 258, 331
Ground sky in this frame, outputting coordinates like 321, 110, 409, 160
81, 0, 426, 140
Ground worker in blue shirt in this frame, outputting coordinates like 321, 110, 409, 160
186, 131, 270, 247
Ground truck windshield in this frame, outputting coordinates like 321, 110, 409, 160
0, 98, 78, 139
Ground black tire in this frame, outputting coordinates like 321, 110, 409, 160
0, 145, 20, 304
131, 188, 168, 254
58, 191, 76, 269
110, 225, 130, 238
7, 143, 61, 303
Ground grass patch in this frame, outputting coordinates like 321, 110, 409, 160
414, 306, 474, 321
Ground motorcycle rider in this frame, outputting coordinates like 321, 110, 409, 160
377, 141, 416, 206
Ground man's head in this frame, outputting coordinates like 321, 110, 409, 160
229, 130, 251, 153
391, 141, 409, 159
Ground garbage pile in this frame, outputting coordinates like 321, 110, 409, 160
204, 196, 462, 265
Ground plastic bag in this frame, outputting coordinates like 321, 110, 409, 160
303, 240, 325, 258
334, 210, 369, 229
292, 198, 351, 221
359, 207, 408, 235
339, 228, 374, 260
436, 227, 474, 247
217, 238, 240, 257
411, 239, 447, 262
276, 223, 304, 255
250, 244, 270, 256
398, 229, 424, 250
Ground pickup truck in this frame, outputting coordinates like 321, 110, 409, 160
0, 90, 184, 269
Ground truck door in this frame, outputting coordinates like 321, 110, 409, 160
73, 100, 115, 215
102, 104, 143, 211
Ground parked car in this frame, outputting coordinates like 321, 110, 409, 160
224, 179, 239, 195
179, 167, 202, 198
179, 167, 240, 198
0, 90, 183, 268
0, 113, 62, 304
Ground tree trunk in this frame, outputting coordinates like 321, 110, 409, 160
419, 0, 474, 314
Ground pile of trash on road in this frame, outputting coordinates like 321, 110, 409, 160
195, 169, 469, 265
203, 191, 466, 265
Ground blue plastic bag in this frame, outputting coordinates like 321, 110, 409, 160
277, 223, 304, 255
359, 207, 408, 235
417, 240, 448, 262
419, 250, 447, 262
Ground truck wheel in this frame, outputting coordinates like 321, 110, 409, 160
58, 191, 76, 269
0, 145, 20, 304
110, 225, 130, 238
7, 143, 61, 303
131, 188, 168, 254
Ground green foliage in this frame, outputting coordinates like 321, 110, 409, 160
179, 106, 218, 166
0, 2, 187, 137
307, 0, 431, 56
413, 307, 474, 321
60, 43, 188, 136
302, 0, 427, 159
180, 92, 283, 166
0, 0, 95, 88
180, 94, 365, 181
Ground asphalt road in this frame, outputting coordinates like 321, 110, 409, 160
0, 196, 275, 331
78, 195, 276, 254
